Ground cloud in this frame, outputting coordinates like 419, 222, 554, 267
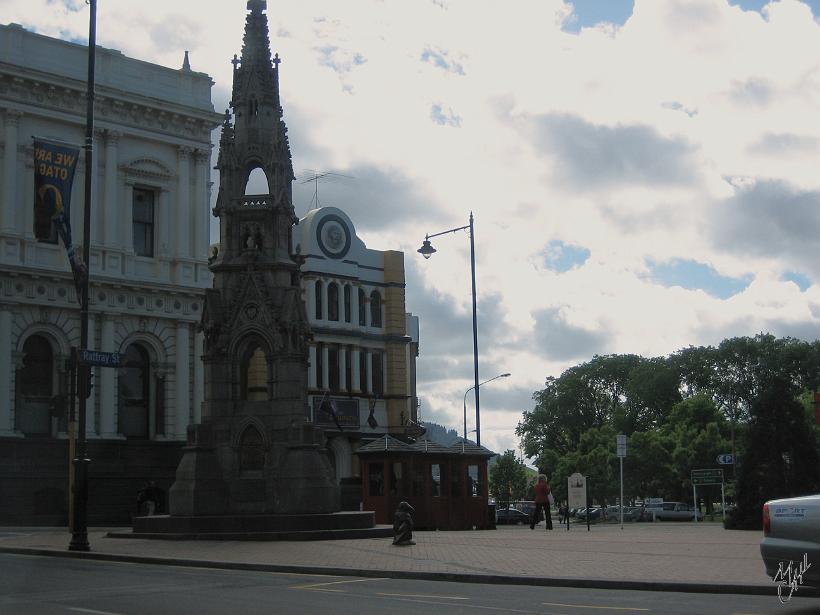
748, 132, 819, 156
782, 271, 811, 292
420, 46, 464, 75
315, 45, 366, 74
711, 180, 820, 274
728, 77, 774, 106
661, 101, 698, 117
539, 240, 590, 273
149, 15, 202, 53
291, 164, 445, 230
527, 113, 700, 191
430, 104, 461, 127
530, 307, 611, 361
644, 258, 752, 299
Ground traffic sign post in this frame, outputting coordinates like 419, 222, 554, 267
691, 469, 726, 523
616, 435, 627, 529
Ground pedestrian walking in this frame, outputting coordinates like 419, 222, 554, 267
530, 474, 553, 531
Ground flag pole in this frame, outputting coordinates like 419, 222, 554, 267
69, 0, 96, 552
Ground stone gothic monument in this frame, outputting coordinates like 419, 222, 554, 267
168, 0, 339, 517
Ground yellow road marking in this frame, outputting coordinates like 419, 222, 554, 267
290, 577, 387, 590
542, 603, 650, 611
377, 592, 469, 600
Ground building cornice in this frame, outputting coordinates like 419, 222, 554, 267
0, 65, 222, 143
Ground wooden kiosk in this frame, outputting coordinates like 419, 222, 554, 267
356, 435, 495, 530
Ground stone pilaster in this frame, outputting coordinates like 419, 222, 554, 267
103, 130, 121, 247
351, 348, 361, 392
0, 309, 13, 434
2, 110, 21, 233
175, 321, 190, 438
308, 345, 317, 388
99, 315, 117, 437
176, 146, 192, 259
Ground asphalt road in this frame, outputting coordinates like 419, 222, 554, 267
0, 554, 816, 615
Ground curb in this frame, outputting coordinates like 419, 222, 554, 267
1, 545, 808, 598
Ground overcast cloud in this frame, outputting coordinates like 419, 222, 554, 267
8, 0, 820, 458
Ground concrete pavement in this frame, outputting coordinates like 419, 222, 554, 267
0, 521, 800, 597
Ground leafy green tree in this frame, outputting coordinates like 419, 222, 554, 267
730, 377, 820, 529
489, 450, 528, 509
624, 429, 676, 501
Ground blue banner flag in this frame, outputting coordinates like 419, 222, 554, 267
33, 138, 86, 299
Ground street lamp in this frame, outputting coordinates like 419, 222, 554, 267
462, 373, 511, 451
418, 212, 483, 443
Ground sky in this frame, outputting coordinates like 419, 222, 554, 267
6, 0, 820, 459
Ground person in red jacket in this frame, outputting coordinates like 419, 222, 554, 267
530, 474, 553, 531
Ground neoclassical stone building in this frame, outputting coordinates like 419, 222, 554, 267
0, 23, 221, 523
294, 206, 420, 507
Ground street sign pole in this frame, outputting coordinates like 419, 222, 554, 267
616, 434, 626, 530
619, 456, 624, 530
721, 482, 726, 522
693, 483, 697, 524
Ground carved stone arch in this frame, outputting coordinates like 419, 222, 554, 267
117, 330, 168, 366
234, 417, 268, 475
16, 322, 70, 360
243, 158, 269, 196
231, 328, 274, 401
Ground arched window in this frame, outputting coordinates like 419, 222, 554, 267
370, 291, 382, 328
315, 280, 323, 320
239, 425, 264, 474
328, 283, 339, 321
358, 288, 366, 326
243, 347, 268, 401
17, 335, 55, 435
244, 167, 268, 195
343, 285, 351, 323
118, 344, 150, 438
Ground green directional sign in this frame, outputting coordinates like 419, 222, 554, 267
691, 468, 723, 485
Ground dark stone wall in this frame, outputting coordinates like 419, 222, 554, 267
0, 438, 184, 526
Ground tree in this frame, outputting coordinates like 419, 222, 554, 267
730, 377, 820, 529
489, 450, 528, 509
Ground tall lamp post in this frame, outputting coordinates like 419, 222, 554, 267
418, 212, 482, 443
462, 373, 510, 451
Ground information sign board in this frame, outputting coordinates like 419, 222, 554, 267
568, 472, 586, 509
691, 468, 723, 485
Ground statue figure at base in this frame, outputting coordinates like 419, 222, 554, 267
392, 501, 415, 546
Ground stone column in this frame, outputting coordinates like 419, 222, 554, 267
103, 130, 120, 247
0, 309, 13, 434
176, 146, 192, 259
321, 279, 329, 321
351, 348, 361, 392
158, 188, 171, 257
352, 284, 360, 326
365, 349, 373, 394
308, 345, 317, 388
123, 182, 134, 252
321, 345, 329, 391
339, 345, 347, 392
193, 330, 204, 424
99, 315, 117, 437
306, 278, 316, 323
2, 110, 21, 233
175, 322, 190, 439
193, 149, 209, 259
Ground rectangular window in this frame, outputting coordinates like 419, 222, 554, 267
344, 347, 352, 391
431, 463, 442, 497
344, 285, 351, 323
372, 350, 384, 395
328, 346, 340, 391
316, 344, 324, 389
468, 464, 480, 497
368, 463, 384, 496
132, 187, 155, 257
412, 465, 425, 497
389, 462, 403, 497
359, 348, 368, 393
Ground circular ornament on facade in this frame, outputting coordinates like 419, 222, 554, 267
316, 214, 350, 260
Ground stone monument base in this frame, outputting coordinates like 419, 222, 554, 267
109, 511, 391, 541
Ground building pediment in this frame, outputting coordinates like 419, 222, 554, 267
121, 157, 174, 182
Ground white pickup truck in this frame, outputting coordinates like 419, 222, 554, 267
646, 501, 704, 521
761, 494, 820, 589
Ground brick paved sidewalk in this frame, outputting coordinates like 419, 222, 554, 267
0, 521, 770, 590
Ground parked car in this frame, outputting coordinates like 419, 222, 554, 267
605, 505, 643, 522
496, 507, 531, 525
576, 507, 603, 521
646, 501, 704, 521
761, 494, 820, 588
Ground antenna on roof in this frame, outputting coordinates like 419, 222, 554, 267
296, 169, 354, 211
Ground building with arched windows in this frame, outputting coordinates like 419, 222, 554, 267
293, 207, 420, 508
0, 24, 222, 523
